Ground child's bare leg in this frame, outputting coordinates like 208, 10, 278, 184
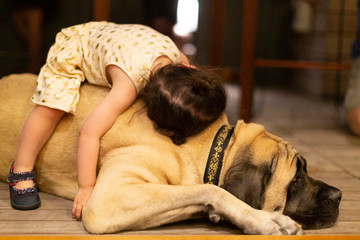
13, 105, 65, 189
347, 106, 360, 136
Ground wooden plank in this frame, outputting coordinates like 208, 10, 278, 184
0, 209, 72, 221
340, 200, 360, 211
0, 221, 85, 235
339, 210, 360, 221
0, 236, 360, 240
341, 191, 360, 201
305, 221, 360, 235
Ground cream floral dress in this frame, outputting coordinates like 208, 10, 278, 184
32, 21, 181, 114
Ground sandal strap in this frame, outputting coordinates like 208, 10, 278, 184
7, 170, 36, 184
10, 184, 36, 195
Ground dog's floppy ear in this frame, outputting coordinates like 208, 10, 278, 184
262, 143, 298, 212
222, 152, 272, 209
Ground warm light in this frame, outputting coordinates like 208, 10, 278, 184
174, 0, 199, 37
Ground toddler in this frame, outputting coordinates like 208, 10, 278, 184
7, 22, 226, 220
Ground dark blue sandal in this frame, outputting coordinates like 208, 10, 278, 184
7, 163, 41, 210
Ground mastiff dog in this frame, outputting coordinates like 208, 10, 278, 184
0, 74, 341, 235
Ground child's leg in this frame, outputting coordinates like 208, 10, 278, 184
347, 106, 360, 136
13, 105, 65, 189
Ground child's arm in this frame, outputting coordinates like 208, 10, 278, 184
72, 65, 137, 220
180, 51, 196, 69
180, 51, 190, 65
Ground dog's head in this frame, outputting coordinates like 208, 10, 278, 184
283, 155, 341, 229
221, 121, 341, 230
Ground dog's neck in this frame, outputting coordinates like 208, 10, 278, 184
203, 125, 235, 186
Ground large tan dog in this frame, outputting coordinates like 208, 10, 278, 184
0, 74, 341, 235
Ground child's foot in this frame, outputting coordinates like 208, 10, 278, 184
11, 179, 34, 189
7, 163, 41, 210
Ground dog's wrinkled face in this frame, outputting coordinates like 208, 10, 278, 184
223, 152, 342, 230
283, 156, 342, 229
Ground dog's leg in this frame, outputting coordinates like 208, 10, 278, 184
82, 182, 302, 235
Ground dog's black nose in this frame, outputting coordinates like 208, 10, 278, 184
328, 188, 342, 206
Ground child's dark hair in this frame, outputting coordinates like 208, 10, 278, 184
141, 64, 227, 145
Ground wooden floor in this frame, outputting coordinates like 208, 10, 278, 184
1, 86, 360, 238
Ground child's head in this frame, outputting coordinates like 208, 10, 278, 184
142, 64, 226, 145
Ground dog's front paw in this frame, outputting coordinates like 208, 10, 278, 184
241, 210, 303, 235
269, 212, 303, 235
208, 205, 221, 223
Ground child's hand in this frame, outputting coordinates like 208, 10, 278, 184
72, 186, 94, 220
